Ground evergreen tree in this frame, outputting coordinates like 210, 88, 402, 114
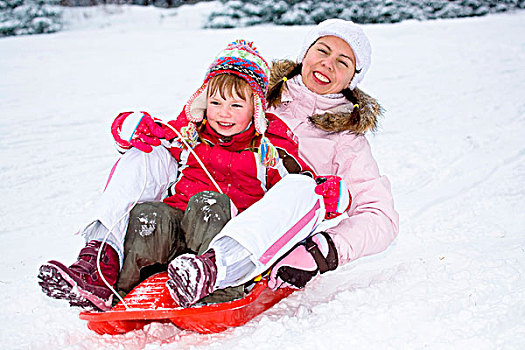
1, 0, 62, 37
206, 0, 525, 28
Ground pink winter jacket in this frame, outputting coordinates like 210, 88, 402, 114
268, 63, 399, 265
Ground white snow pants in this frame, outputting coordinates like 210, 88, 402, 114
81, 146, 178, 265
81, 146, 337, 288
210, 174, 340, 289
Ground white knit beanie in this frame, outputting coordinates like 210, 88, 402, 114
298, 19, 372, 90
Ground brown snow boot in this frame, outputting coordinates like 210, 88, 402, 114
38, 240, 119, 311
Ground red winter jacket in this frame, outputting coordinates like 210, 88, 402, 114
163, 108, 313, 213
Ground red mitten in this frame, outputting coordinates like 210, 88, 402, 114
268, 232, 338, 290
111, 111, 166, 153
314, 176, 352, 219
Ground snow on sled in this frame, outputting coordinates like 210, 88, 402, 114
79, 272, 295, 335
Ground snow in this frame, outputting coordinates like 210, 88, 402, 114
138, 214, 157, 237
1, 3, 524, 349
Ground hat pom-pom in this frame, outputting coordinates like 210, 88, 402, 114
228, 39, 259, 54
258, 136, 278, 168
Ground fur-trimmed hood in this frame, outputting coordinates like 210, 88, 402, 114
268, 60, 383, 134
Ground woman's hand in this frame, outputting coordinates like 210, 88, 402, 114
268, 232, 338, 290
315, 176, 352, 219
111, 111, 166, 153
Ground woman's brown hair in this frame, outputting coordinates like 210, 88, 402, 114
267, 63, 302, 109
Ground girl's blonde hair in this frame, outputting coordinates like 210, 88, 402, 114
208, 74, 253, 101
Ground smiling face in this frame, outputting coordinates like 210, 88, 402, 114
301, 35, 356, 95
205, 75, 254, 137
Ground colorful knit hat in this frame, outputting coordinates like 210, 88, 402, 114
185, 40, 270, 134
184, 40, 277, 167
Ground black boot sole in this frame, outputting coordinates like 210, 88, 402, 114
38, 264, 98, 310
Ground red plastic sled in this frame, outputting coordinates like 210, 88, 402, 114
79, 272, 294, 334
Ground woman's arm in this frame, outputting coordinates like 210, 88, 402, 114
326, 135, 399, 265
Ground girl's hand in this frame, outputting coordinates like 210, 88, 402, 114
111, 111, 166, 153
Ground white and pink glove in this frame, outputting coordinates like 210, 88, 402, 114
268, 232, 338, 290
111, 111, 166, 153
314, 175, 352, 220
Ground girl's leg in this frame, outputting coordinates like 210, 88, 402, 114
166, 175, 331, 307
117, 191, 243, 299
165, 192, 250, 305
115, 202, 186, 295
180, 192, 246, 303
180, 191, 233, 254
82, 146, 178, 264
210, 236, 257, 289
38, 146, 177, 310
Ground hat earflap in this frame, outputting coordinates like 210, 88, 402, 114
177, 83, 207, 149
185, 83, 208, 123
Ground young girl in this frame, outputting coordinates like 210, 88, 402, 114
38, 40, 342, 311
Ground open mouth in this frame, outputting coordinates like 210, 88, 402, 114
313, 71, 330, 84
217, 121, 235, 128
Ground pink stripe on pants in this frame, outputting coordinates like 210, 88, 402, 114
258, 199, 321, 264
103, 159, 121, 192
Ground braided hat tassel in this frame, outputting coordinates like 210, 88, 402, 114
258, 136, 279, 168
172, 122, 199, 149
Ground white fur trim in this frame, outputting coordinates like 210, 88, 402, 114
120, 112, 145, 142
186, 85, 208, 123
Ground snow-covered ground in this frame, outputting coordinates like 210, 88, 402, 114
1, 4, 524, 349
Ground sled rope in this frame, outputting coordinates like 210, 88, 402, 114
160, 121, 241, 214
161, 121, 225, 196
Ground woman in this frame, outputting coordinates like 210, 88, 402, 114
264, 19, 399, 288
166, 19, 399, 306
